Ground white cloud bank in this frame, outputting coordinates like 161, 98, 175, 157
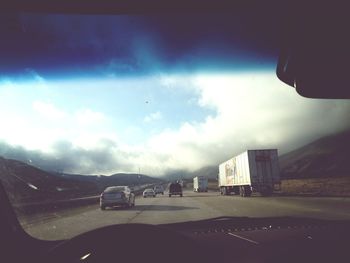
1, 72, 350, 175
143, 111, 163, 123
32, 101, 67, 120
140, 72, 350, 174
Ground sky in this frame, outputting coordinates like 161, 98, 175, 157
0, 13, 350, 176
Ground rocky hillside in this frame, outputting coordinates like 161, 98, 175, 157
163, 129, 350, 181
0, 157, 164, 204
279, 130, 350, 179
57, 172, 165, 192
0, 157, 98, 203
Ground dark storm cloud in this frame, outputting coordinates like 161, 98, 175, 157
0, 12, 280, 78
0, 140, 134, 175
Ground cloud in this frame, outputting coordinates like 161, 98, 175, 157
143, 72, 350, 172
1, 72, 350, 176
25, 68, 45, 83
74, 109, 107, 126
143, 111, 163, 123
0, 140, 131, 175
32, 101, 67, 119
0, 91, 111, 152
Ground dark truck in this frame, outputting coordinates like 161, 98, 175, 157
168, 182, 183, 197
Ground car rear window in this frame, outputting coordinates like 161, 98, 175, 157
104, 186, 125, 193
170, 184, 181, 191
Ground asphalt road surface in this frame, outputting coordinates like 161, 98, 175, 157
22, 189, 350, 240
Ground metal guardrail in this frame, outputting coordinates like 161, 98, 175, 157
13, 183, 157, 215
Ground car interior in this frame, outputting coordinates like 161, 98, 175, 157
1, 1, 349, 263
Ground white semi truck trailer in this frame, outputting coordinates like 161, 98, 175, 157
218, 149, 280, 197
193, 176, 208, 192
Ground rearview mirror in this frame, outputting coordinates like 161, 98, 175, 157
276, 4, 350, 99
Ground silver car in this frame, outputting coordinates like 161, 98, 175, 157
100, 186, 135, 210
143, 188, 156, 198
154, 185, 164, 195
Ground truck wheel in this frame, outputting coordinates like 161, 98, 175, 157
244, 186, 252, 197
233, 187, 240, 195
239, 186, 245, 197
222, 187, 227, 195
240, 186, 252, 197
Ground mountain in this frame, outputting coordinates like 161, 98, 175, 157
2, 129, 349, 200
279, 130, 350, 179
0, 157, 164, 204
0, 157, 98, 203
161, 165, 218, 182
162, 129, 350, 181
185, 166, 218, 180
57, 172, 165, 192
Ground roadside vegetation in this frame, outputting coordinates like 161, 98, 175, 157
281, 177, 350, 197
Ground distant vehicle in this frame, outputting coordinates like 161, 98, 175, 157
193, 176, 208, 192
143, 188, 156, 198
218, 149, 280, 197
169, 182, 183, 197
154, 185, 164, 195
100, 186, 135, 210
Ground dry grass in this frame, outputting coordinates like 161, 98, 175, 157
208, 181, 219, 191
281, 176, 350, 196
186, 177, 350, 196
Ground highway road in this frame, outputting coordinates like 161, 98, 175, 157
22, 189, 350, 240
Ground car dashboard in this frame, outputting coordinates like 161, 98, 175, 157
28, 217, 350, 263
168, 217, 350, 263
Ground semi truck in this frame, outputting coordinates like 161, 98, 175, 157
193, 176, 208, 192
218, 149, 280, 197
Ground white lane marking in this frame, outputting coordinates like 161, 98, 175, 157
80, 253, 91, 260
227, 232, 259, 245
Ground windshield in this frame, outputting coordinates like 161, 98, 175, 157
104, 187, 126, 193
0, 12, 350, 241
